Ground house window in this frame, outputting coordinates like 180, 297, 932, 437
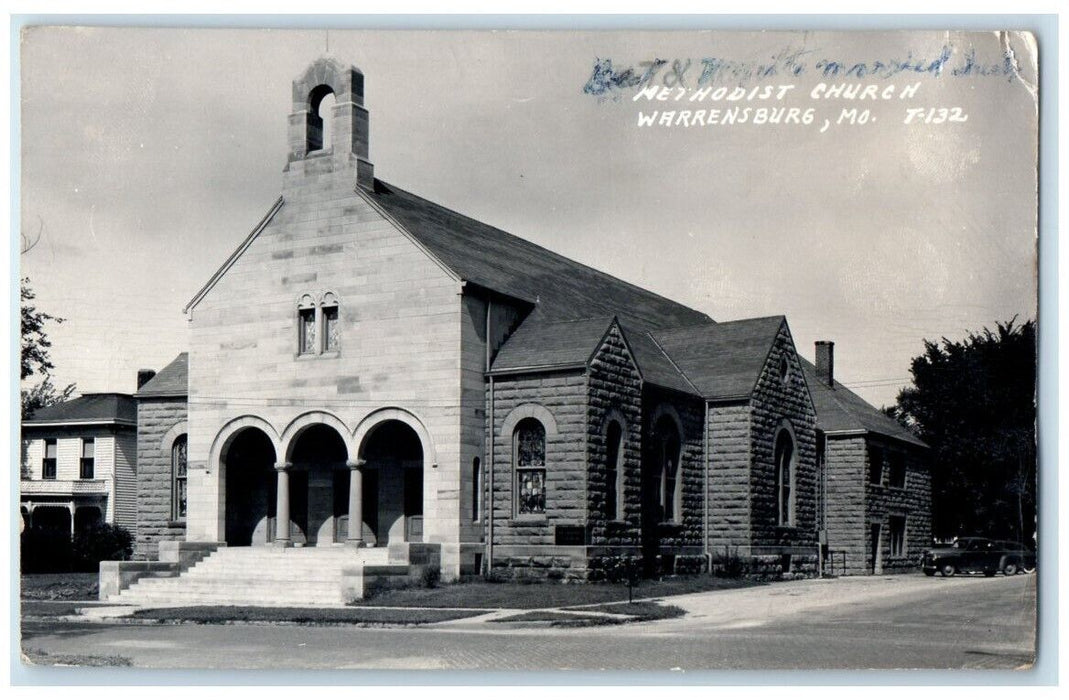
654, 416, 681, 523
868, 445, 884, 485
775, 429, 795, 526
172, 435, 188, 521
472, 457, 482, 522
605, 420, 625, 521
514, 418, 546, 515
80, 438, 95, 479
42, 439, 57, 480
297, 293, 340, 355
888, 452, 906, 488
889, 515, 907, 557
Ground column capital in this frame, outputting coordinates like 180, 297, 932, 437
346, 459, 367, 470
274, 461, 293, 472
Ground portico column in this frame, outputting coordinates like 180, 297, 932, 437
346, 459, 365, 547
68, 502, 75, 538
274, 462, 292, 547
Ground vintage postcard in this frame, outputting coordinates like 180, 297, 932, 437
17, 27, 1039, 673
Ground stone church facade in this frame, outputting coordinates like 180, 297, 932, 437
112, 58, 929, 596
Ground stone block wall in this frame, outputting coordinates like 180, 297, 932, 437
707, 402, 752, 555
865, 437, 931, 573
748, 322, 819, 555
823, 436, 867, 575
585, 323, 642, 550
134, 397, 187, 560
487, 370, 588, 579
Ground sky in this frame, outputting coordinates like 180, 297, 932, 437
17, 27, 1038, 409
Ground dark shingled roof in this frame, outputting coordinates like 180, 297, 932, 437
619, 324, 698, 395
23, 393, 136, 425
492, 316, 614, 372
369, 180, 713, 330
650, 316, 786, 400
136, 353, 189, 397
801, 359, 927, 448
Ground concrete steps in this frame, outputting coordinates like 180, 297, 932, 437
110, 546, 393, 608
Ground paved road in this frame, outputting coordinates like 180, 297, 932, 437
20, 573, 1036, 672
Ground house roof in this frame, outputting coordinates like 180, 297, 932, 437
136, 353, 189, 397
367, 180, 713, 330
800, 359, 927, 448
619, 324, 699, 395
23, 393, 136, 426
650, 316, 787, 400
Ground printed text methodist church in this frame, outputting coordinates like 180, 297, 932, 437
104, 58, 929, 604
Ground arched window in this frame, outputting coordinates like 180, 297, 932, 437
605, 420, 625, 521
321, 292, 340, 353
297, 294, 317, 355
775, 428, 795, 526
296, 292, 341, 356
172, 435, 188, 522
514, 418, 546, 515
655, 416, 681, 522
307, 85, 335, 153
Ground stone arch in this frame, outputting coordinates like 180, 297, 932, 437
499, 403, 559, 440
648, 402, 683, 439
281, 410, 354, 463
601, 406, 629, 434
353, 407, 438, 468
159, 421, 188, 454
209, 415, 282, 474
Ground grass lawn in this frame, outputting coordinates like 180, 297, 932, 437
129, 606, 485, 625
21, 573, 98, 601
22, 647, 132, 667
21, 601, 112, 618
493, 601, 686, 626
353, 575, 759, 609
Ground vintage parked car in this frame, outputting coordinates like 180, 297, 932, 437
921, 537, 1036, 577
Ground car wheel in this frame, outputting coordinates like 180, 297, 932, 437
1003, 562, 1019, 576
940, 563, 956, 577
1023, 565, 1036, 574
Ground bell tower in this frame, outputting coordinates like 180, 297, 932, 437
284, 57, 374, 190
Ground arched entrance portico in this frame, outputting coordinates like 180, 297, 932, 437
287, 423, 349, 546
360, 420, 424, 546
222, 427, 277, 546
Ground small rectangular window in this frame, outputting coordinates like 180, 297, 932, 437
471, 457, 482, 522
80, 439, 95, 479
298, 307, 317, 355
868, 446, 884, 485
42, 439, 57, 480
889, 515, 907, 557
323, 305, 339, 352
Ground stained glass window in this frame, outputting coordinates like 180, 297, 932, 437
172, 435, 188, 520
323, 305, 339, 351
655, 418, 681, 522
515, 419, 546, 515
299, 307, 317, 354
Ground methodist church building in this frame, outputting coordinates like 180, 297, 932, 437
101, 58, 929, 605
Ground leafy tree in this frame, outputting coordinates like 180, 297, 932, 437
891, 318, 1036, 544
21, 278, 75, 418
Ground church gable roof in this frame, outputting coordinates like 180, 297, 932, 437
800, 359, 926, 448
366, 180, 713, 329
651, 316, 787, 401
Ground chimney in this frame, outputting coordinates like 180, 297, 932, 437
815, 341, 834, 388
137, 369, 157, 390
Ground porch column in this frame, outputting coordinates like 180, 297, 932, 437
274, 462, 292, 547
68, 502, 75, 538
346, 459, 365, 547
